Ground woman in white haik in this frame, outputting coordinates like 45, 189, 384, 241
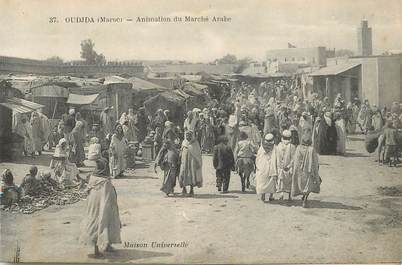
256, 133, 278, 202
50, 138, 79, 187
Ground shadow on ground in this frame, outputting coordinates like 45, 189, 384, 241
104, 249, 173, 262
344, 152, 369, 158
134, 163, 151, 169
347, 136, 365, 142
8, 153, 53, 167
267, 199, 362, 210
229, 190, 256, 195
306, 200, 363, 210
193, 194, 238, 199
117, 174, 158, 180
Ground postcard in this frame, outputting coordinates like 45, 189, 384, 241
0, 0, 401, 263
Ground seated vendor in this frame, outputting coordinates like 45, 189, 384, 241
0, 169, 21, 206
20, 166, 41, 196
50, 138, 79, 188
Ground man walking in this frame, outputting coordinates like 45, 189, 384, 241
213, 136, 235, 193
256, 133, 278, 202
234, 131, 257, 192
276, 130, 296, 200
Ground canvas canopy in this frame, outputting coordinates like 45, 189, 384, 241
143, 86, 211, 125
103, 75, 128, 85
309, 62, 361, 76
127, 77, 167, 91
66, 93, 99, 105
32, 84, 69, 98
144, 91, 186, 124
0, 97, 44, 114
181, 82, 208, 96
69, 85, 106, 95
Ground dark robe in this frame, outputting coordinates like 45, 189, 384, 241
136, 110, 148, 143
156, 147, 179, 195
316, 118, 338, 155
263, 115, 277, 136
213, 142, 235, 192
225, 125, 240, 152
65, 115, 76, 133
162, 127, 177, 143
213, 143, 235, 171
290, 125, 300, 146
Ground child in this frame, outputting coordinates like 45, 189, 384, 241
234, 131, 257, 192
88, 137, 102, 161
154, 140, 180, 196
0, 169, 20, 206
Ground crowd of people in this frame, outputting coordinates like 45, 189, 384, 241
4, 79, 401, 207
1, 78, 401, 258
151, 80, 401, 202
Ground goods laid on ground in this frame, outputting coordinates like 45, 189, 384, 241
378, 185, 402, 197
1, 177, 87, 214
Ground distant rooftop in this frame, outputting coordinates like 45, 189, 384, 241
148, 63, 237, 75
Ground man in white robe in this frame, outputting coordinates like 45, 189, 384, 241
298, 111, 312, 142
38, 110, 51, 149
100, 107, 114, 136
30, 111, 43, 155
15, 114, 33, 156
256, 133, 278, 202
276, 130, 297, 200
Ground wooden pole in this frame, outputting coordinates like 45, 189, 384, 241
51, 100, 58, 119
115, 92, 119, 120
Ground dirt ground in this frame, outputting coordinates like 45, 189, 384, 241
1, 135, 401, 264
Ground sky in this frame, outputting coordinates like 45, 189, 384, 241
0, 0, 401, 62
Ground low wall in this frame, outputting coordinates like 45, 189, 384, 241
0, 56, 144, 76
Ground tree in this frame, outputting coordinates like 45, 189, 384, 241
335, 49, 354, 57
80, 39, 106, 65
215, 54, 237, 64
45, 56, 64, 64
234, 57, 252, 73
95, 53, 106, 65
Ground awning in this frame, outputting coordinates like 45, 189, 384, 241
32, 84, 69, 98
127, 77, 168, 91
0, 97, 44, 114
66, 93, 99, 105
103, 75, 128, 85
310, 62, 361, 76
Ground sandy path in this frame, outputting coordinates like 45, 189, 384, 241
1, 135, 401, 263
